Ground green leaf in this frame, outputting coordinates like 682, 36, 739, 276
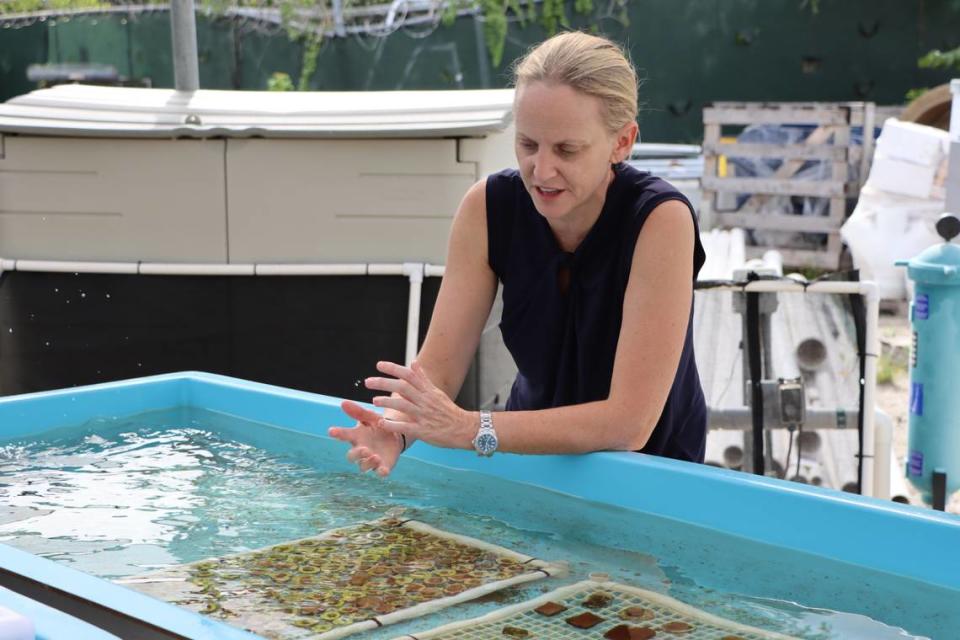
918, 46, 960, 70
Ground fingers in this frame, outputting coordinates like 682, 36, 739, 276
376, 361, 428, 392
341, 399, 381, 425
410, 360, 434, 390
346, 445, 370, 464
328, 426, 359, 445
380, 417, 417, 436
344, 444, 386, 474
358, 453, 381, 473
365, 376, 420, 400
372, 395, 418, 416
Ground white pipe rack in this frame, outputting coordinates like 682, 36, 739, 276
704, 279, 883, 498
0, 258, 446, 368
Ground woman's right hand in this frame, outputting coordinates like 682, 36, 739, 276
328, 400, 406, 477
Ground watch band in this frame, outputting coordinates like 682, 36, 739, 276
474, 410, 498, 456
479, 410, 494, 432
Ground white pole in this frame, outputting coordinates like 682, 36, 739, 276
403, 263, 424, 366
331, 0, 346, 37
861, 281, 880, 497
2, 259, 440, 278
140, 263, 254, 276
12, 260, 138, 274
707, 407, 859, 430
255, 264, 366, 276
873, 409, 893, 501
170, 0, 200, 92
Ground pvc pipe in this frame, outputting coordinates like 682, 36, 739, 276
170, 0, 200, 92
254, 264, 366, 276
761, 250, 783, 276
861, 282, 880, 498
796, 430, 822, 455
13, 260, 138, 274
873, 409, 893, 501
403, 263, 424, 366
795, 337, 828, 371
703, 279, 882, 497
722, 445, 743, 469
424, 264, 446, 278
331, 0, 346, 36
0, 259, 443, 279
0, 257, 442, 379
707, 407, 859, 430
139, 263, 255, 276
367, 264, 406, 276
701, 280, 878, 296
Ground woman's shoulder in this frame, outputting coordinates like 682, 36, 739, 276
614, 164, 705, 277
485, 167, 523, 193
615, 163, 690, 210
484, 168, 528, 224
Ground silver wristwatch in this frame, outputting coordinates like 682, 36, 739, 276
472, 410, 499, 457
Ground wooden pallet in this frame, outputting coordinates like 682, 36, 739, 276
700, 101, 876, 270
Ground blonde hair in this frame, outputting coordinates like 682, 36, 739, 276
512, 31, 638, 133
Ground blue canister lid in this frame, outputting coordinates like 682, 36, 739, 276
896, 214, 960, 284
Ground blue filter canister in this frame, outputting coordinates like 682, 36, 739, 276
896, 213, 960, 503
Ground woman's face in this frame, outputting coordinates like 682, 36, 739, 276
514, 81, 635, 225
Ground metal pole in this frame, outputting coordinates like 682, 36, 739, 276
331, 0, 346, 37
170, 0, 200, 91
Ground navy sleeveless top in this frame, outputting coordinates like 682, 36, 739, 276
486, 162, 707, 463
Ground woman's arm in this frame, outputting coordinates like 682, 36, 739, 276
414, 180, 499, 399
329, 179, 498, 472
369, 199, 695, 454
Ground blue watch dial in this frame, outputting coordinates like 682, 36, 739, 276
475, 432, 498, 455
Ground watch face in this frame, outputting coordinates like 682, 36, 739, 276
475, 432, 498, 455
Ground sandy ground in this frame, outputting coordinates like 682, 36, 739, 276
875, 309, 960, 513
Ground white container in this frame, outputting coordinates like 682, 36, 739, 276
0, 605, 33, 640
875, 117, 950, 167
867, 152, 940, 199
950, 79, 960, 142
841, 185, 944, 300
0, 84, 515, 264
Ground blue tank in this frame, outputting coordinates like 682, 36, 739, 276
896, 214, 960, 505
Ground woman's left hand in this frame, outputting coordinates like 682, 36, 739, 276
365, 360, 475, 450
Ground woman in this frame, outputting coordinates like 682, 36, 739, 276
329, 31, 706, 475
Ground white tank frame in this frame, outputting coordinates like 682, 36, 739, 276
0, 259, 448, 368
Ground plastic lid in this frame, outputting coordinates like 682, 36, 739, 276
896, 214, 960, 284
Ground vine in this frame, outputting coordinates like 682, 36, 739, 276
480, 0, 508, 67
0, 0, 103, 13
2, 0, 621, 79
919, 47, 960, 71
297, 31, 324, 90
